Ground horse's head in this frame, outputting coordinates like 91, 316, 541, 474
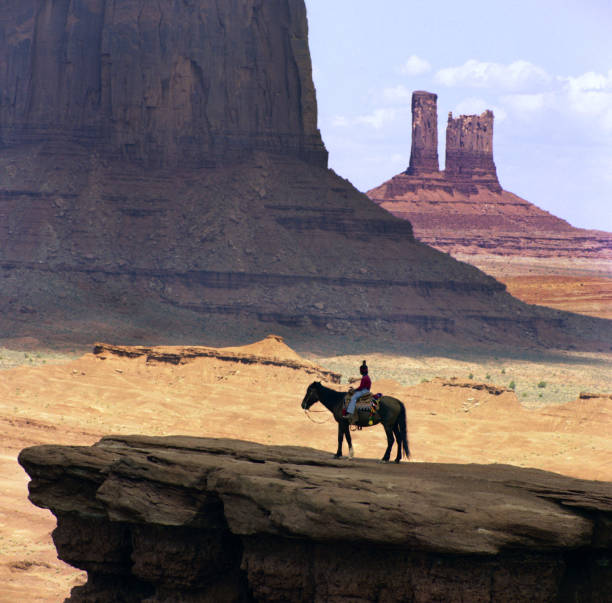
301, 381, 321, 410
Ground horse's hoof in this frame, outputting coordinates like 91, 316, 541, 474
378, 459, 389, 464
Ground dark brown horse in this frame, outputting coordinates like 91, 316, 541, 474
301, 381, 410, 463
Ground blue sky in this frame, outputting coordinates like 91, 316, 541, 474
304, 0, 612, 232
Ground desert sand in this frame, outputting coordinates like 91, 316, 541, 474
452, 253, 612, 320
1, 336, 611, 602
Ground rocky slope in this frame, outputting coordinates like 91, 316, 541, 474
0, 3, 610, 351
369, 178, 612, 260
19, 435, 612, 602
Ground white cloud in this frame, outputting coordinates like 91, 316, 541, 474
566, 70, 612, 92
435, 59, 551, 91
399, 55, 431, 76
332, 115, 350, 127
452, 97, 508, 122
382, 84, 413, 103
330, 108, 399, 130
441, 66, 612, 134
500, 93, 547, 113
562, 69, 612, 131
355, 108, 397, 129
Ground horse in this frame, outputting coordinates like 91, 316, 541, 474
301, 381, 410, 463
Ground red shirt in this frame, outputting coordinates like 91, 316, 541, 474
358, 374, 371, 390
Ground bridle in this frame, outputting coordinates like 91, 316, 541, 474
304, 407, 330, 424
302, 386, 330, 424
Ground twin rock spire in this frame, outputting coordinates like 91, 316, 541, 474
406, 91, 500, 191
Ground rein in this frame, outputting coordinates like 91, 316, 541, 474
304, 408, 330, 424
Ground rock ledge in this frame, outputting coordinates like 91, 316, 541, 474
19, 435, 612, 602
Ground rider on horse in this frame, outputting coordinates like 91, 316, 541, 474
344, 360, 371, 424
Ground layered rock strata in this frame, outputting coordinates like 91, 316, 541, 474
19, 436, 612, 602
369, 180, 612, 259
0, 5, 610, 351
92, 336, 341, 382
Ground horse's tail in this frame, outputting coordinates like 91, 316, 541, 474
398, 402, 411, 459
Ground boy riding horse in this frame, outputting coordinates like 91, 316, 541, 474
344, 360, 371, 424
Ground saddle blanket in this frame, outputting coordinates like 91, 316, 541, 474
344, 392, 382, 413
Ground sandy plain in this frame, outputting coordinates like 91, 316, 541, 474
454, 253, 612, 321
1, 336, 611, 602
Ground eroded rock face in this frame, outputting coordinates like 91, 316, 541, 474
0, 0, 326, 168
407, 91, 439, 174
445, 110, 499, 189
19, 436, 612, 602
92, 337, 341, 382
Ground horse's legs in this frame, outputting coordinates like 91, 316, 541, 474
334, 423, 344, 458
393, 423, 402, 463
344, 423, 354, 459
381, 424, 394, 462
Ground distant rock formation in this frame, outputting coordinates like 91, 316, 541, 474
445, 110, 500, 191
0, 5, 610, 351
407, 91, 439, 174
368, 90, 612, 259
92, 336, 341, 382
19, 436, 612, 602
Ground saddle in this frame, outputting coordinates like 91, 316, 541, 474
344, 389, 382, 414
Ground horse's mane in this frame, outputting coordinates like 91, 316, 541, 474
312, 381, 346, 401
311, 381, 346, 410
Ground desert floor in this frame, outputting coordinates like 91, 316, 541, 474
1, 336, 611, 602
454, 254, 612, 320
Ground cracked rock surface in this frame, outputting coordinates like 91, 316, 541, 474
19, 435, 612, 602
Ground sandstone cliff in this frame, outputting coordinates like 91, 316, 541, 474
406, 91, 439, 174
19, 436, 612, 602
0, 4, 610, 351
0, 0, 327, 168
445, 110, 500, 191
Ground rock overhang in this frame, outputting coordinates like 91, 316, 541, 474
18, 435, 612, 600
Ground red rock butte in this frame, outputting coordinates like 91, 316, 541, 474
368, 91, 612, 320
369, 90, 612, 260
